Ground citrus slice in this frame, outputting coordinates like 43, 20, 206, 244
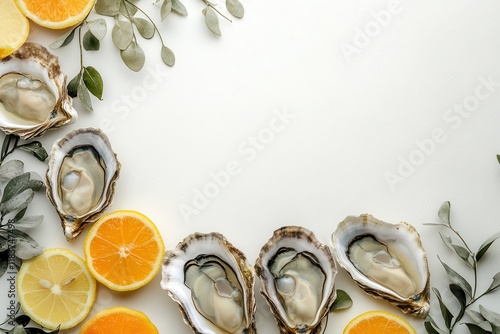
80, 306, 159, 334
343, 310, 416, 334
15, 0, 96, 29
17, 248, 96, 330
84, 210, 165, 291
0, 0, 29, 59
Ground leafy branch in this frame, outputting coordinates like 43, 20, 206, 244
424, 201, 500, 334
0, 302, 59, 334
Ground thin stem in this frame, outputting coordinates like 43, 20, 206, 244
203, 0, 232, 22
125, 0, 166, 46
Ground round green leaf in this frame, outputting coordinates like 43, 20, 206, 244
161, 0, 172, 20
87, 18, 107, 40
120, 41, 145, 72
83, 66, 104, 100
77, 81, 93, 111
204, 7, 221, 36
83, 30, 100, 51
112, 19, 134, 50
161, 45, 175, 66
226, 0, 244, 18
172, 0, 187, 16
133, 18, 155, 39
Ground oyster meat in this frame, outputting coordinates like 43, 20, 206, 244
255, 226, 337, 334
46, 128, 120, 240
331, 214, 430, 317
0, 42, 77, 139
161, 232, 256, 334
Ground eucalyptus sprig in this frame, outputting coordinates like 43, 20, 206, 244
0, 302, 59, 334
200, 0, 244, 36
424, 201, 500, 334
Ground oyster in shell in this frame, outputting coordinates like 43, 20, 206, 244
0, 42, 77, 139
331, 214, 430, 317
161, 232, 256, 334
255, 226, 337, 334
46, 128, 120, 240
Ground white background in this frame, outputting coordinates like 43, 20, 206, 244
2, 0, 500, 333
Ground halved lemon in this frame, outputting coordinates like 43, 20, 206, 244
80, 306, 159, 334
0, 0, 29, 59
84, 210, 165, 292
15, 0, 96, 29
17, 248, 96, 330
343, 310, 417, 334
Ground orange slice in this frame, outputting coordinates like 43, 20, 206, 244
80, 306, 159, 334
15, 0, 96, 29
343, 310, 416, 334
84, 210, 165, 291
0, 0, 29, 59
17, 248, 96, 330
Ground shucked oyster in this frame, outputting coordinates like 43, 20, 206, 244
331, 214, 430, 317
0, 42, 77, 139
255, 226, 337, 334
46, 128, 120, 240
161, 232, 256, 334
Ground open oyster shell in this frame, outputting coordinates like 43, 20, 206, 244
46, 128, 120, 240
331, 214, 430, 317
0, 42, 77, 139
161, 232, 257, 334
255, 226, 337, 334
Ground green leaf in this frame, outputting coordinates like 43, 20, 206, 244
467, 310, 487, 324
87, 18, 107, 40
120, 40, 145, 72
67, 72, 81, 98
423, 222, 449, 227
49, 27, 76, 49
476, 231, 500, 262
112, 19, 134, 50
433, 287, 454, 329
120, 0, 138, 17
9, 325, 27, 334
0, 252, 7, 277
0, 235, 8, 252
161, 0, 172, 20
83, 29, 100, 51
15, 240, 42, 260
486, 272, 500, 294
2, 172, 29, 203
480, 305, 500, 326
132, 18, 155, 39
424, 315, 448, 334
95, 0, 121, 16
329, 289, 353, 312
161, 45, 175, 66
451, 243, 473, 266
497, 154, 500, 164
463, 323, 490, 334
450, 284, 466, 322
438, 201, 451, 225
14, 315, 30, 327
439, 232, 454, 251
226, 0, 244, 18
83, 66, 104, 100
0, 160, 24, 183
18, 142, 48, 162
439, 255, 472, 298
203, 6, 221, 36
15, 215, 43, 229
171, 0, 187, 16
77, 81, 93, 111
0, 188, 34, 215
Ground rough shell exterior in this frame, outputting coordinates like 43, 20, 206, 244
161, 232, 257, 334
45, 127, 120, 241
255, 226, 337, 334
0, 42, 77, 139
331, 214, 430, 317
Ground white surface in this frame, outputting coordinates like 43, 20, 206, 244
2, 0, 500, 333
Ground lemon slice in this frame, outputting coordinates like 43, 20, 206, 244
17, 248, 96, 330
343, 310, 416, 334
0, 0, 29, 59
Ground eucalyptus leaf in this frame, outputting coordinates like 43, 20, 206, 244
329, 289, 353, 312
450, 283, 466, 321
439, 232, 454, 251
433, 287, 454, 329
67, 73, 81, 98
424, 316, 448, 334
226, 0, 244, 18
14, 206, 27, 221
14, 315, 30, 327
171, 0, 187, 16
161, 45, 175, 66
161, 0, 172, 20
497, 154, 500, 164
0, 160, 24, 183
15, 240, 42, 260
486, 272, 500, 294
204, 6, 221, 36
463, 323, 491, 334
120, 0, 138, 17
423, 222, 449, 227
112, 19, 134, 50
438, 201, 451, 225
467, 310, 487, 324
83, 66, 104, 100
452, 243, 473, 265
95, 0, 121, 16
120, 41, 145, 72
2, 173, 30, 203
15, 215, 43, 229
49, 28, 76, 49
0, 188, 34, 216
83, 30, 100, 51
77, 80, 93, 111
476, 231, 500, 262
0, 256, 7, 277
0, 236, 8, 252
9, 229, 39, 249
480, 305, 500, 326
9, 325, 27, 334
132, 18, 155, 39
439, 255, 472, 298
87, 18, 107, 40
18, 142, 48, 162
